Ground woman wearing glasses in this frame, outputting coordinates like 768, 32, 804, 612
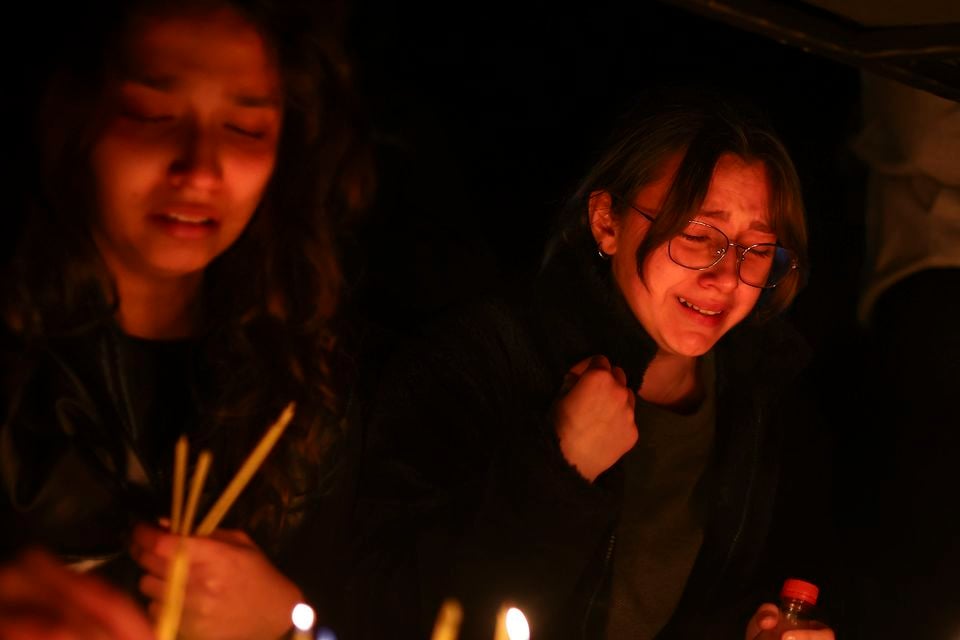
350, 90, 835, 639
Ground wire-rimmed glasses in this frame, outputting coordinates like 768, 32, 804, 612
628, 204, 798, 289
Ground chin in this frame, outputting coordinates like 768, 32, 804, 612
665, 333, 718, 357
145, 252, 218, 279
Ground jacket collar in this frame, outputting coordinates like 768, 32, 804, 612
528, 239, 658, 391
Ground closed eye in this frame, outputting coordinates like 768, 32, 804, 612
123, 111, 174, 124
747, 245, 775, 259
225, 124, 267, 140
679, 232, 711, 244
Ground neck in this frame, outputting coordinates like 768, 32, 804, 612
638, 351, 703, 413
108, 267, 203, 340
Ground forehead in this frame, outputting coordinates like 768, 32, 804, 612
700, 153, 772, 230
123, 7, 280, 96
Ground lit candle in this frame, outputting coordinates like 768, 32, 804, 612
291, 602, 315, 640
505, 607, 529, 640
493, 605, 529, 640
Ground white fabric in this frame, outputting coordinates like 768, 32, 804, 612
855, 73, 960, 324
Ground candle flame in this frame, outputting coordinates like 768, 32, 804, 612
292, 603, 315, 631
505, 607, 529, 640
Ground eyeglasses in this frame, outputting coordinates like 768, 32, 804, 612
628, 204, 799, 289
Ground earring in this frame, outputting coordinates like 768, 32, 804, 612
597, 243, 611, 260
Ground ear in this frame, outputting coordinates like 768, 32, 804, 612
588, 190, 620, 256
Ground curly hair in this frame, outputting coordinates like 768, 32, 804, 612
5, 0, 373, 547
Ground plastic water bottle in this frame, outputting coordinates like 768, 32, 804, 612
754, 578, 827, 639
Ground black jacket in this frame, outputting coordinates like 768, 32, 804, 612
348, 240, 834, 639
0, 324, 195, 589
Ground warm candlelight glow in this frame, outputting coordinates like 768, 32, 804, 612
505, 607, 529, 640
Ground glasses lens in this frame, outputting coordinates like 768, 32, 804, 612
669, 221, 727, 269
741, 245, 796, 288
669, 221, 798, 288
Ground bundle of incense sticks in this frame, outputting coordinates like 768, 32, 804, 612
153, 402, 296, 640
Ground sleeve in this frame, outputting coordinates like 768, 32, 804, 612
0, 347, 132, 563
343, 307, 619, 640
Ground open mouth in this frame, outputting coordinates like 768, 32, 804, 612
159, 212, 216, 226
678, 296, 722, 316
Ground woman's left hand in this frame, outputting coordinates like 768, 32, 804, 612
130, 523, 301, 640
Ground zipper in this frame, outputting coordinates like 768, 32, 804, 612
580, 531, 617, 639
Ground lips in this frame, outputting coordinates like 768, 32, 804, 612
148, 203, 221, 239
160, 211, 216, 225
678, 296, 724, 317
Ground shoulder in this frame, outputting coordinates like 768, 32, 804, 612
1, 325, 116, 429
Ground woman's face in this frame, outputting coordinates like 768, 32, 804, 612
594, 152, 775, 357
90, 6, 282, 282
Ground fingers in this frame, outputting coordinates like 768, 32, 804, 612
754, 603, 780, 629
138, 574, 165, 601
133, 522, 246, 572
784, 630, 835, 640
587, 355, 611, 372
129, 544, 168, 580
567, 356, 596, 377
0, 550, 52, 603
28, 551, 152, 640
0, 549, 153, 640
744, 603, 779, 639
610, 364, 627, 387
566, 355, 627, 388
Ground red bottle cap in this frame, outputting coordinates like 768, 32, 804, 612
781, 578, 819, 605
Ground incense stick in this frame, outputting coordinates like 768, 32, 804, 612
180, 450, 212, 536
194, 402, 295, 536
171, 436, 188, 534
154, 540, 190, 640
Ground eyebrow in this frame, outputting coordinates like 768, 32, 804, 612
126, 74, 281, 109
698, 209, 774, 234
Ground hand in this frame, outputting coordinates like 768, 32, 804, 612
130, 524, 302, 640
745, 603, 835, 640
553, 355, 637, 482
0, 548, 154, 640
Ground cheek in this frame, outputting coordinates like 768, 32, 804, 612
730, 288, 763, 322
91, 135, 166, 202
225, 149, 277, 209
90, 140, 143, 225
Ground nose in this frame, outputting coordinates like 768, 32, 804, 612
168, 120, 222, 191
700, 247, 740, 291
